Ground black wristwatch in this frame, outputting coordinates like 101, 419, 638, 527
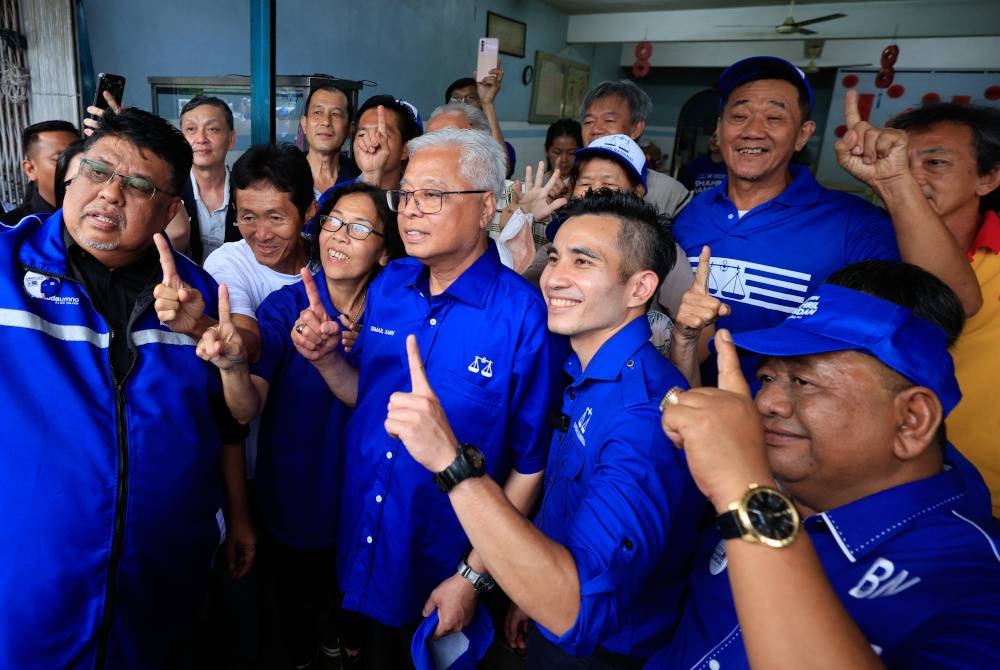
433, 443, 486, 493
457, 556, 496, 593
716, 483, 800, 548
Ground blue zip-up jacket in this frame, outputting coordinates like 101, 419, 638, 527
0, 211, 226, 669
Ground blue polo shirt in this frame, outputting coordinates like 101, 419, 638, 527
534, 317, 705, 660
252, 271, 354, 550
337, 243, 565, 627
673, 165, 900, 335
645, 445, 1000, 669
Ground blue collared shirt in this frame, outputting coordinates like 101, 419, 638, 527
252, 271, 353, 549
673, 164, 900, 335
646, 445, 1000, 669
534, 317, 705, 659
337, 244, 565, 627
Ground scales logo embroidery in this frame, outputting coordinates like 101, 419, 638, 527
467, 355, 494, 378
23, 271, 78, 305
688, 255, 812, 315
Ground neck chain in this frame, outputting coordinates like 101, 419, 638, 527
345, 294, 366, 329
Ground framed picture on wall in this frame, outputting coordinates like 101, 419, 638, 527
528, 51, 591, 124
486, 11, 526, 58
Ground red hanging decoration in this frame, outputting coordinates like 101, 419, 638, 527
632, 41, 653, 79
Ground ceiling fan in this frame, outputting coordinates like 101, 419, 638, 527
719, 1, 847, 36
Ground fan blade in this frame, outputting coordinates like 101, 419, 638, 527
792, 13, 847, 28
795, 27, 818, 35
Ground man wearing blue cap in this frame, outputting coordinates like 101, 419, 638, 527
392, 191, 705, 669
671, 56, 980, 350
651, 261, 1000, 668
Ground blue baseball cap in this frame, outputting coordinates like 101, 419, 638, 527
574, 133, 648, 188
729, 284, 962, 414
411, 602, 494, 670
718, 56, 814, 117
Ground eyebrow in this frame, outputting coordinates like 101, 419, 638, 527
728, 98, 790, 111
91, 155, 154, 182
568, 245, 602, 261
330, 208, 373, 224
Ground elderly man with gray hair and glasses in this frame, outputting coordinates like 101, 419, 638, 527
293, 128, 564, 669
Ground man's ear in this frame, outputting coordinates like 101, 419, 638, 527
480, 191, 497, 229
629, 120, 647, 141
796, 120, 817, 152
975, 165, 1000, 199
627, 269, 659, 309
892, 386, 943, 461
304, 199, 319, 224
22, 157, 37, 182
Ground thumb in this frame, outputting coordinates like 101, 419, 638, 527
422, 593, 437, 618
406, 334, 433, 395
715, 329, 751, 397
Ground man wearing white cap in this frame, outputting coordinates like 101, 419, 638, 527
651, 260, 1000, 668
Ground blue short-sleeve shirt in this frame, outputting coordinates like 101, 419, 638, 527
252, 271, 353, 550
673, 165, 900, 335
337, 244, 565, 627
534, 317, 705, 660
645, 445, 1000, 669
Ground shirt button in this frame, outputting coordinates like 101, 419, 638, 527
727, 213, 734, 220
709, 660, 720, 670
375, 495, 383, 503
429, 318, 438, 326
366, 535, 373, 544
625, 359, 634, 368
386, 451, 393, 459
568, 390, 576, 399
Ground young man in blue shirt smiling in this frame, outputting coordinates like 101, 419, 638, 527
654, 261, 1000, 669
293, 128, 562, 668
390, 190, 705, 668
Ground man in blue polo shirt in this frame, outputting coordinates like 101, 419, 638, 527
392, 191, 705, 668
672, 56, 980, 342
293, 128, 562, 668
653, 261, 1000, 669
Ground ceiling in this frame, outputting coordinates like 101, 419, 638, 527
544, 0, 905, 13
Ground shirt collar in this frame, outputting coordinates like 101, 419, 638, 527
409, 240, 502, 308
190, 168, 231, 208
811, 445, 973, 564
709, 163, 821, 208
967, 210, 1000, 259
564, 316, 652, 382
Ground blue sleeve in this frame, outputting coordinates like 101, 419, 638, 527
844, 200, 901, 263
251, 285, 302, 384
505, 310, 566, 476
544, 405, 697, 655
886, 605, 1000, 668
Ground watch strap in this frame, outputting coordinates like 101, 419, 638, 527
457, 557, 495, 593
715, 509, 744, 540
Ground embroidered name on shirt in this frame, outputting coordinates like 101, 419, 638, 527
23, 270, 79, 305
688, 255, 811, 315
368, 325, 396, 336
848, 557, 921, 599
573, 407, 593, 445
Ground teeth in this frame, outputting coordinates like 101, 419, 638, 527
550, 298, 578, 307
328, 249, 350, 261
738, 148, 765, 154
92, 214, 117, 225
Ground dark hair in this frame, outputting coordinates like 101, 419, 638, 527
560, 189, 676, 290
54, 139, 87, 207
231, 143, 314, 219
87, 108, 192, 194
889, 103, 1000, 211
825, 260, 965, 346
311, 182, 404, 266
722, 77, 811, 122
445, 77, 477, 103
21, 120, 79, 158
545, 118, 583, 151
180, 95, 235, 131
582, 80, 652, 125
825, 260, 964, 450
303, 84, 353, 124
356, 95, 422, 145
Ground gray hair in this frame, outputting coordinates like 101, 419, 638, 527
581, 80, 653, 125
407, 128, 505, 198
428, 103, 490, 132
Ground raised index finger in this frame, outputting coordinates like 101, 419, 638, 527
154, 233, 178, 284
405, 334, 432, 394
218, 284, 232, 326
376, 105, 387, 137
300, 267, 323, 310
693, 245, 711, 295
843, 89, 861, 129
714, 329, 751, 398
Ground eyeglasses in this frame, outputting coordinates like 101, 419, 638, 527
449, 94, 480, 104
318, 215, 385, 241
386, 189, 488, 214
76, 158, 176, 200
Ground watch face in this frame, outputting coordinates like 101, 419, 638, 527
462, 444, 486, 472
744, 488, 799, 547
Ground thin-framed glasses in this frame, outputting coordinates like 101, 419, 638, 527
386, 189, 488, 214
76, 158, 176, 200
449, 94, 480, 105
319, 215, 385, 241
